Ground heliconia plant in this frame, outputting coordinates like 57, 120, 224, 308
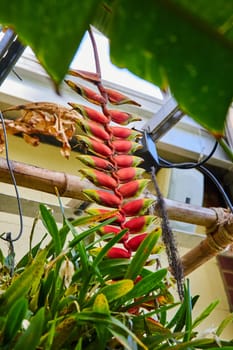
64, 61, 163, 262
0, 29, 233, 349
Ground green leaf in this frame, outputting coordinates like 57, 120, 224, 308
93, 293, 110, 315
14, 307, 45, 350
108, 328, 138, 350
40, 204, 61, 255
92, 228, 128, 268
0, 0, 100, 88
0, 248, 48, 315
125, 230, 161, 280
49, 315, 77, 350
76, 312, 147, 350
68, 216, 117, 248
50, 273, 65, 316
70, 211, 118, 227
183, 279, 192, 342
93, 299, 111, 350
16, 234, 47, 269
143, 333, 178, 349
216, 313, 233, 337
192, 299, 219, 330
124, 268, 167, 300
164, 338, 216, 349
43, 316, 57, 350
38, 269, 55, 308
3, 297, 28, 344
0, 2, 232, 132
64, 217, 90, 275
99, 258, 130, 280
205, 348, 233, 350
74, 338, 83, 350
167, 294, 199, 330
107, 0, 233, 133
100, 279, 134, 303
0, 248, 4, 265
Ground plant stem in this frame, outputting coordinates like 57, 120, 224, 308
88, 26, 101, 78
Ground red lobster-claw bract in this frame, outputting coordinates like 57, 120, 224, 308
66, 74, 160, 258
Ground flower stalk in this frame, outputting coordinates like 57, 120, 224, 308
65, 56, 161, 260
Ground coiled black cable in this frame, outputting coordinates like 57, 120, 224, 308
144, 131, 233, 213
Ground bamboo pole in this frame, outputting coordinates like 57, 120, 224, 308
0, 157, 217, 226
1, 157, 233, 275
181, 208, 233, 275
0, 157, 95, 201
154, 197, 217, 228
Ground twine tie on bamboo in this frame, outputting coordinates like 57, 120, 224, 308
181, 207, 233, 275
206, 207, 233, 252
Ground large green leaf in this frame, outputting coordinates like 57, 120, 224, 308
0, 0, 99, 88
107, 0, 233, 133
0, 1, 232, 131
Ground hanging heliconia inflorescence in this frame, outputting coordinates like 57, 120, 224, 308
65, 67, 161, 259
0, 29, 162, 262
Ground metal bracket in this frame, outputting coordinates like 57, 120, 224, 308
143, 96, 184, 142
0, 28, 25, 85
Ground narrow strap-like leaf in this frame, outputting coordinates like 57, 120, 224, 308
125, 229, 161, 280
99, 279, 134, 303
192, 299, 219, 330
124, 268, 167, 300
14, 307, 45, 350
92, 228, 128, 268
3, 297, 28, 344
183, 279, 192, 342
0, 248, 48, 315
40, 204, 61, 255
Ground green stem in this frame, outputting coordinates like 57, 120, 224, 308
218, 137, 233, 162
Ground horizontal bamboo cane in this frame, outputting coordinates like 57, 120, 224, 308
1, 157, 232, 276
0, 157, 95, 201
0, 157, 217, 226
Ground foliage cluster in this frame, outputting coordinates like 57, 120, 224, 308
0, 204, 233, 349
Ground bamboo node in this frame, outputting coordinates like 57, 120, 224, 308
206, 207, 231, 234
58, 172, 69, 197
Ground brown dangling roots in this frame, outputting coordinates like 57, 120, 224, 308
151, 166, 184, 300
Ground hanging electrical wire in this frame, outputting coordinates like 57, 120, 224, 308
158, 150, 233, 214
143, 131, 233, 214
0, 110, 24, 242
158, 140, 218, 169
